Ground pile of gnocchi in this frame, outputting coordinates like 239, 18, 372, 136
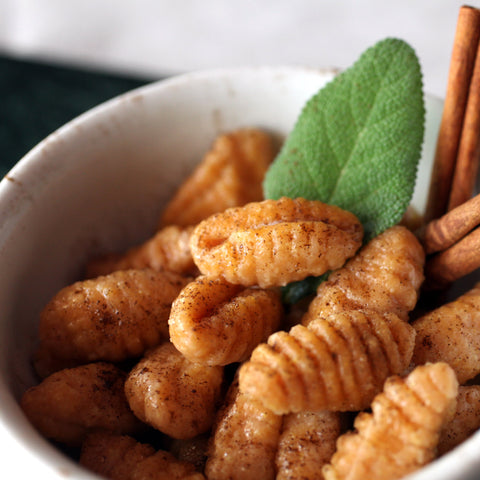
20, 129, 480, 480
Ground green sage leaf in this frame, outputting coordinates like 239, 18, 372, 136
263, 37, 425, 242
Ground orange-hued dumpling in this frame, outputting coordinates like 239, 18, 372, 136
169, 275, 283, 365
85, 225, 198, 279
21, 363, 143, 446
302, 225, 425, 326
125, 342, 224, 439
159, 128, 276, 228
438, 385, 480, 455
322, 362, 458, 480
205, 377, 282, 480
239, 310, 415, 414
412, 282, 480, 384
190, 197, 363, 288
34, 269, 189, 378
80, 432, 205, 480
275, 410, 341, 480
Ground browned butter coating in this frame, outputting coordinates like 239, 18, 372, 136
322, 362, 458, 480
190, 197, 363, 288
412, 282, 480, 384
205, 377, 282, 480
124, 342, 224, 439
20, 363, 142, 446
159, 128, 275, 228
275, 410, 341, 480
168, 275, 283, 365
34, 269, 189, 378
80, 432, 205, 480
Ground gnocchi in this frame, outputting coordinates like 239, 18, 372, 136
124, 342, 224, 439
168, 275, 283, 365
85, 225, 198, 279
190, 196, 363, 288
238, 310, 415, 414
412, 282, 480, 384
322, 362, 458, 480
205, 377, 282, 480
80, 432, 205, 480
34, 269, 189, 377
159, 128, 275, 228
21, 363, 142, 446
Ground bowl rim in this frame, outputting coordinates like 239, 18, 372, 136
0, 64, 477, 480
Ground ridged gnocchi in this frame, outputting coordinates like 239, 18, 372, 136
322, 362, 458, 480
124, 342, 224, 439
85, 225, 198, 279
34, 269, 189, 378
275, 410, 341, 480
159, 128, 275, 228
80, 432, 205, 480
239, 310, 415, 414
412, 282, 480, 384
438, 385, 480, 455
168, 275, 283, 365
20, 363, 142, 446
302, 225, 425, 327
205, 377, 282, 480
190, 197, 363, 288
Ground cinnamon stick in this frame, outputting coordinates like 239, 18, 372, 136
424, 226, 480, 289
423, 192, 480, 253
448, 36, 480, 210
424, 5, 480, 222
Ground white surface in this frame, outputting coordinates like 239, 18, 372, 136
0, 0, 478, 98
0, 65, 470, 480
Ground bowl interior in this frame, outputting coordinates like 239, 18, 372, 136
0, 66, 473, 479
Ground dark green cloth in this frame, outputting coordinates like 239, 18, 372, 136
0, 55, 154, 177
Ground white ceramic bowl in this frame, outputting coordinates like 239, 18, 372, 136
0, 66, 477, 479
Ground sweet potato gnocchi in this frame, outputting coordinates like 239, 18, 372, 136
80, 432, 205, 480
21, 363, 143, 446
124, 342, 224, 439
34, 268, 190, 378
168, 275, 283, 365
190, 196, 363, 288
275, 410, 341, 480
158, 128, 276, 228
239, 309, 415, 414
19, 128, 478, 480
85, 225, 198, 279
205, 377, 282, 480
412, 282, 480, 383
438, 385, 480, 455
322, 362, 458, 480
301, 225, 425, 326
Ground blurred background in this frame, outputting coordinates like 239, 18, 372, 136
0, 0, 475, 173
